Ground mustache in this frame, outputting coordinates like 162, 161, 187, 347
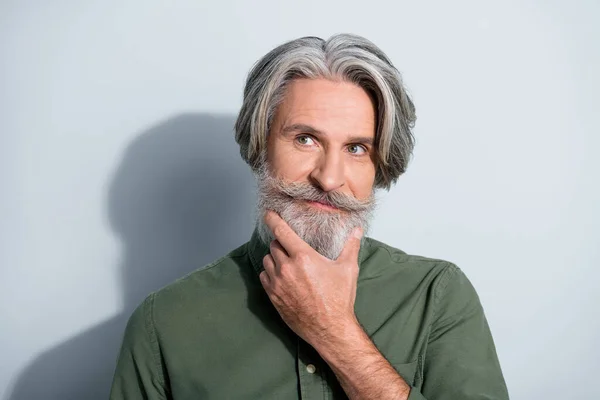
264, 174, 375, 212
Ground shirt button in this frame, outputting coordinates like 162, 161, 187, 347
306, 364, 316, 374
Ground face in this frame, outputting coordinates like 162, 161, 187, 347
256, 78, 379, 260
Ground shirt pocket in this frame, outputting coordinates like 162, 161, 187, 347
388, 359, 419, 387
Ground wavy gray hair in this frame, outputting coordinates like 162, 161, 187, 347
234, 34, 416, 190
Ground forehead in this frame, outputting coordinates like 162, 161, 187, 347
275, 78, 376, 138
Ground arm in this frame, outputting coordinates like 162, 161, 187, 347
312, 317, 412, 400
418, 264, 509, 399
313, 264, 509, 400
109, 294, 170, 400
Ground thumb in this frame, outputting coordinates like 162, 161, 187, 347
338, 227, 363, 262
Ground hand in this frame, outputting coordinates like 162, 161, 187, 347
259, 210, 364, 348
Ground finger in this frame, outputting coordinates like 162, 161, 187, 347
264, 210, 310, 256
269, 240, 289, 265
337, 227, 363, 262
259, 270, 271, 289
263, 254, 276, 277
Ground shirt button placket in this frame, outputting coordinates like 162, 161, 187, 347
297, 338, 327, 399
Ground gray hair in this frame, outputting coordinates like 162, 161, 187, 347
234, 34, 416, 190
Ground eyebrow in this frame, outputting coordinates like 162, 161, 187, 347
281, 123, 374, 146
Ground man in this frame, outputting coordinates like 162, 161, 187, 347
110, 34, 509, 399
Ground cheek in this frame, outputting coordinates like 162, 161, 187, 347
267, 140, 316, 181
346, 162, 376, 198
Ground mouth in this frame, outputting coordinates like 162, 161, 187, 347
305, 199, 339, 211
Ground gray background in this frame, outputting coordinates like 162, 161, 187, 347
1, 1, 598, 399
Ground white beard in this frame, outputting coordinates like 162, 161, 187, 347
254, 162, 377, 260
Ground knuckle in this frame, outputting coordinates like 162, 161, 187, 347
279, 261, 291, 273
270, 293, 282, 306
296, 252, 311, 264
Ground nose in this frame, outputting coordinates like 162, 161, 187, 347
309, 150, 345, 192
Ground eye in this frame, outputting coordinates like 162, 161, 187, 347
347, 144, 367, 155
296, 135, 315, 146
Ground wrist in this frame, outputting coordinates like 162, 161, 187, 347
310, 315, 367, 361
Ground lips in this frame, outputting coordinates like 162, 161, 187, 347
306, 199, 339, 210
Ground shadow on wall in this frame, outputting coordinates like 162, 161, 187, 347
7, 113, 257, 400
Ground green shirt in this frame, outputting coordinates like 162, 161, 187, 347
110, 229, 509, 399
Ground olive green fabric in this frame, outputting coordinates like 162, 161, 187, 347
110, 229, 509, 399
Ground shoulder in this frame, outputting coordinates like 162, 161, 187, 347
364, 236, 456, 272
363, 236, 473, 301
133, 242, 253, 322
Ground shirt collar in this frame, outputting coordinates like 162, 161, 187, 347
246, 226, 372, 276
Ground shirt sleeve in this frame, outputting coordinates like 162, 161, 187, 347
407, 263, 509, 399
109, 293, 170, 400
